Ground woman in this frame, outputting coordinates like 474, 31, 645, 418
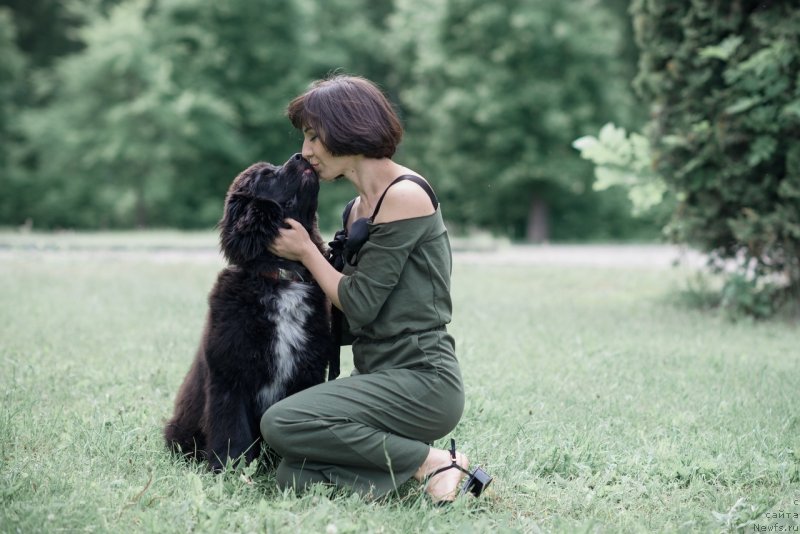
261, 75, 486, 503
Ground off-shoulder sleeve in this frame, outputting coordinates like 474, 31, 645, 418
337, 215, 434, 330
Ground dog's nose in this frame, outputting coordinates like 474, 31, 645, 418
292, 153, 303, 162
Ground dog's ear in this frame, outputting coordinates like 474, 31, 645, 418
220, 192, 249, 228
234, 198, 282, 233
217, 192, 249, 259
219, 197, 284, 265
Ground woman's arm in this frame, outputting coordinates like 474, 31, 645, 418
269, 219, 343, 309
271, 181, 435, 317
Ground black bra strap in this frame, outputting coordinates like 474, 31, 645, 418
340, 175, 439, 230
341, 198, 357, 228
370, 175, 439, 221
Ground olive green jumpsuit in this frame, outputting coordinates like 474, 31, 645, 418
260, 207, 464, 497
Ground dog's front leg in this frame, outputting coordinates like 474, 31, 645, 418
204, 380, 256, 472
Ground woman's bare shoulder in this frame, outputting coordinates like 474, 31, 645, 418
372, 176, 436, 224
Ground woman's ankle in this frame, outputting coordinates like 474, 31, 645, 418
414, 446, 470, 502
414, 447, 448, 481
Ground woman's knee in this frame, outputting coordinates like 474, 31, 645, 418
260, 399, 321, 456
260, 403, 291, 454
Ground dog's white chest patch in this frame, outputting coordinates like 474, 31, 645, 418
258, 284, 314, 409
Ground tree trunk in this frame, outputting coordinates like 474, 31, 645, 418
135, 185, 148, 228
526, 195, 549, 243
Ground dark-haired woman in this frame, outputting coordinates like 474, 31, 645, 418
261, 75, 487, 503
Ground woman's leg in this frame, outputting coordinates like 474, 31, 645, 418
260, 368, 463, 497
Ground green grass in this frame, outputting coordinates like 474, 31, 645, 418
1, 234, 798, 533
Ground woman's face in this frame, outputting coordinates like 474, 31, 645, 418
301, 126, 346, 182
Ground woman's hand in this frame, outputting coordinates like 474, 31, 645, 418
269, 218, 314, 263
270, 217, 344, 309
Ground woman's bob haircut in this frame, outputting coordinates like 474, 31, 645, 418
287, 75, 403, 159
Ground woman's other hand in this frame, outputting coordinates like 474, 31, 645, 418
269, 218, 314, 262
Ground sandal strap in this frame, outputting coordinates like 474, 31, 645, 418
426, 439, 471, 479
428, 462, 472, 479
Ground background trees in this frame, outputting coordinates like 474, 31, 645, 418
10, 0, 309, 228
0, 6, 30, 227
1, 0, 651, 238
3, 0, 797, 316
3, 0, 798, 315
396, 0, 644, 241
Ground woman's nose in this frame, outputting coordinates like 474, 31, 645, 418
301, 139, 313, 159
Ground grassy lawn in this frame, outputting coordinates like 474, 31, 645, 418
1, 234, 798, 533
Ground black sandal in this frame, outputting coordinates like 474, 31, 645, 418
427, 439, 493, 499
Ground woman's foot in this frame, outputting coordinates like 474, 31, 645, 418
414, 446, 470, 503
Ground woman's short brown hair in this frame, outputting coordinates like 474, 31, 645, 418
287, 75, 403, 159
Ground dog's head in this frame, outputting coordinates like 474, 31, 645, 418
219, 154, 319, 266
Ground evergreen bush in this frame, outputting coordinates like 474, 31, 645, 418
631, 0, 800, 311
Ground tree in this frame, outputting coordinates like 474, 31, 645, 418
0, 8, 28, 225
18, 0, 246, 227
146, 0, 310, 226
395, 0, 639, 241
631, 0, 800, 313
4, 0, 656, 240
0, 0, 84, 68
17, 0, 313, 228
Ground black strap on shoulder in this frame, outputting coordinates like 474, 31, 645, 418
370, 175, 439, 221
341, 197, 357, 228
339, 175, 439, 229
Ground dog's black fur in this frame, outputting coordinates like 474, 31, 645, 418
164, 154, 333, 471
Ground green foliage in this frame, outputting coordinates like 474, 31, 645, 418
146, 0, 311, 226
16, 0, 316, 228
2, 0, 655, 240
19, 1, 243, 227
719, 273, 779, 320
0, 9, 24, 149
297, 0, 394, 82
631, 0, 800, 307
676, 270, 793, 321
0, 0, 86, 68
393, 0, 641, 239
573, 122, 669, 216
0, 8, 29, 226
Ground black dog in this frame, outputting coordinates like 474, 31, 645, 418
164, 154, 335, 471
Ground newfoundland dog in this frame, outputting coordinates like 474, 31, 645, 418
164, 153, 336, 471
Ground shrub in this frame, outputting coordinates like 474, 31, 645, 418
630, 0, 800, 314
